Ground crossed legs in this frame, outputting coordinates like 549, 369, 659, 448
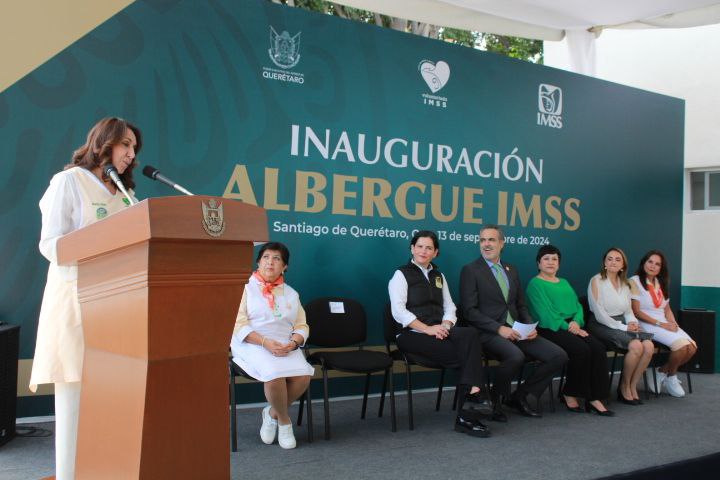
265, 375, 311, 425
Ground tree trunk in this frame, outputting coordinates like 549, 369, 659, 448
390, 17, 407, 31
334, 5, 349, 19
410, 21, 431, 37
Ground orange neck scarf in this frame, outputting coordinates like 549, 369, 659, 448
646, 280, 664, 308
253, 271, 284, 310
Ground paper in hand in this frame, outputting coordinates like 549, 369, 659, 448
512, 322, 538, 340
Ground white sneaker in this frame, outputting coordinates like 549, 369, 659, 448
665, 375, 686, 398
648, 368, 667, 394
278, 423, 296, 449
260, 405, 277, 444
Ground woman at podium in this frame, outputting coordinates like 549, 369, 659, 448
29, 117, 141, 480
230, 242, 313, 449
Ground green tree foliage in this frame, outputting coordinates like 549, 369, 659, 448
481, 34, 543, 63
269, 0, 543, 63
438, 28, 476, 47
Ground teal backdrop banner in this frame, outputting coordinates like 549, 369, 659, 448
0, 0, 684, 414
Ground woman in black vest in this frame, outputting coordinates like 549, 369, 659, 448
388, 230, 491, 437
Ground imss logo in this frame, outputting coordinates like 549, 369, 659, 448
537, 84, 563, 129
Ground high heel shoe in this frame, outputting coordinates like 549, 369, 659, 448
585, 401, 615, 417
616, 388, 640, 406
559, 395, 583, 413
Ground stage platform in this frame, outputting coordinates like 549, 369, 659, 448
2, 373, 719, 479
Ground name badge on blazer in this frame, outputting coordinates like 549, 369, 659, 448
435, 276, 443, 288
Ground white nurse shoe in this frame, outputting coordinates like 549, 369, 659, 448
278, 423, 296, 449
260, 405, 278, 444
648, 368, 667, 394
665, 375, 686, 398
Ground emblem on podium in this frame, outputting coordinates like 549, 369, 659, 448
201, 199, 226, 237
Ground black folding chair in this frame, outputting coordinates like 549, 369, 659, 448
298, 297, 397, 440
229, 358, 313, 452
378, 302, 461, 430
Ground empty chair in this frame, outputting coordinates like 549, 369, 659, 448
300, 297, 396, 440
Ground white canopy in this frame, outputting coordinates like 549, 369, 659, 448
331, 0, 720, 40
331, 0, 720, 74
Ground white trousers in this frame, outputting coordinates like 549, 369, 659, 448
55, 382, 81, 480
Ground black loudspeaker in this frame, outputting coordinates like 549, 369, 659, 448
678, 309, 716, 373
0, 324, 20, 447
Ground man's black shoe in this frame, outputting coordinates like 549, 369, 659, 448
490, 400, 508, 423
454, 413, 491, 437
506, 393, 542, 418
489, 390, 508, 422
464, 390, 493, 416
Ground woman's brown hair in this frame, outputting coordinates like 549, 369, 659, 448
635, 250, 669, 298
66, 117, 142, 190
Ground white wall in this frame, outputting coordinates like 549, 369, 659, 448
545, 25, 720, 288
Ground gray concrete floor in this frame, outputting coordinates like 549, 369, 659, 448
2, 374, 719, 479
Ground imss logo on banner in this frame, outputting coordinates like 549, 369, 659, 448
419, 60, 450, 109
262, 26, 304, 84
537, 83, 563, 129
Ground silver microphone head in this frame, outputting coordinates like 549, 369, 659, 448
103, 164, 120, 179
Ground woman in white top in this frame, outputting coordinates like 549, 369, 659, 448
29, 118, 141, 480
630, 250, 697, 398
587, 247, 654, 405
230, 242, 313, 449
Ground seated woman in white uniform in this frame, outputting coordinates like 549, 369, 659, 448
630, 250, 697, 398
29, 117, 142, 480
230, 242, 313, 449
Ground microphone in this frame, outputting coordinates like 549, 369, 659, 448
103, 165, 136, 206
142, 165, 194, 196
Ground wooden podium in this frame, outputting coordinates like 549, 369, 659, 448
57, 196, 268, 479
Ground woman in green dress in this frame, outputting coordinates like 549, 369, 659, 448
526, 245, 613, 416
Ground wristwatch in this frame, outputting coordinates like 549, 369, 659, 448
655, 320, 661, 326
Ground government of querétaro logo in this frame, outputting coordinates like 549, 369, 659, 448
268, 26, 301, 69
